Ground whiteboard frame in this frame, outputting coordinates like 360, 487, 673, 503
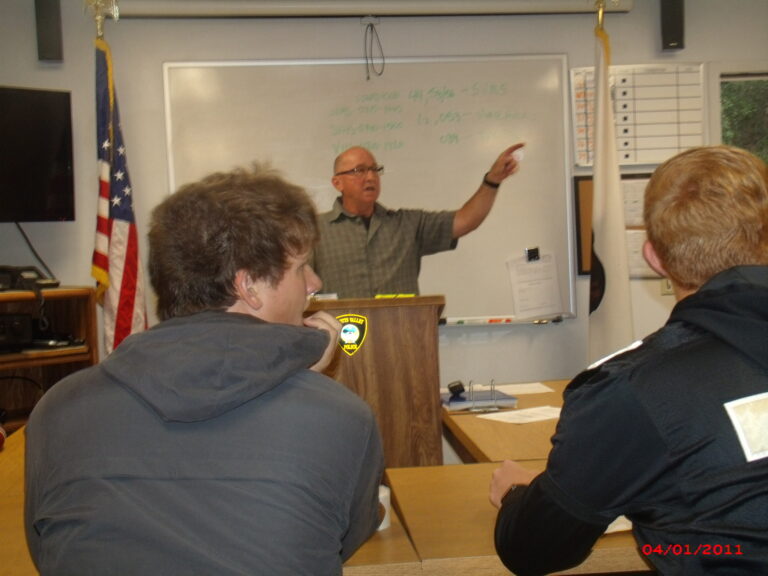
163, 54, 576, 322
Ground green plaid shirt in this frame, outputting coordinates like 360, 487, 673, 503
312, 198, 457, 299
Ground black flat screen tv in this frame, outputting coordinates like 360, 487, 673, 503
0, 86, 75, 222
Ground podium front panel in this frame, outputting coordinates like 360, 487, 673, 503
307, 296, 445, 467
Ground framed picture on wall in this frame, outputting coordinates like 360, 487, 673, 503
574, 173, 655, 277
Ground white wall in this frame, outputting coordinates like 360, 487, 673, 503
1, 0, 767, 382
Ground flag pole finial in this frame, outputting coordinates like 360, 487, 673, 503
596, 0, 622, 31
595, 0, 605, 30
85, 0, 120, 39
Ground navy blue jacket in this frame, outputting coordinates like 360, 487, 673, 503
495, 266, 768, 575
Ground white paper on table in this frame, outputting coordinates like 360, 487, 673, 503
606, 515, 632, 533
492, 382, 555, 395
478, 406, 561, 423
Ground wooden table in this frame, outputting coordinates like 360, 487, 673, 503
3, 425, 651, 575
344, 511, 421, 575
0, 429, 37, 576
0, 428, 419, 576
442, 380, 568, 463
386, 462, 652, 575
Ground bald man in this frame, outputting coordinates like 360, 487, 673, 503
313, 144, 524, 298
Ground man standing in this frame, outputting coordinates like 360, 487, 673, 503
25, 163, 384, 576
313, 144, 524, 298
490, 146, 768, 575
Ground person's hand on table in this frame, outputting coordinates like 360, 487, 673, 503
489, 459, 538, 509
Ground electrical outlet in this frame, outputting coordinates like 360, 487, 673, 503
660, 278, 674, 296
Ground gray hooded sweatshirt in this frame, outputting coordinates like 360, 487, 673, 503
25, 310, 384, 576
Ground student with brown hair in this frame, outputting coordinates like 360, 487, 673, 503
26, 163, 384, 576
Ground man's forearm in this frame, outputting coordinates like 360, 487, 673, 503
452, 183, 499, 238
495, 478, 607, 576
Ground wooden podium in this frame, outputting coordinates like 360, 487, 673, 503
306, 296, 445, 468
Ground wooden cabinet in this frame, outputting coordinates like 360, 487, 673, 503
0, 287, 98, 432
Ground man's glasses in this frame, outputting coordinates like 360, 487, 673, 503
334, 165, 385, 178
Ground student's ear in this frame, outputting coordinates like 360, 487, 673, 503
234, 269, 262, 310
642, 240, 668, 278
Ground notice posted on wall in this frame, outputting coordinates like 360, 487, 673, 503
506, 252, 563, 321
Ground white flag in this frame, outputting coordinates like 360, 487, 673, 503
588, 24, 634, 364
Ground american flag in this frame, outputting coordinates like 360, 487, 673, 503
92, 38, 146, 354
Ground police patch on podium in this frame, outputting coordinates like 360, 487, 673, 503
336, 313, 368, 356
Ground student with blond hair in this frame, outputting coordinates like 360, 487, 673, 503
491, 146, 768, 576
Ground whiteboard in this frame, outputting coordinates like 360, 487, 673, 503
164, 55, 575, 320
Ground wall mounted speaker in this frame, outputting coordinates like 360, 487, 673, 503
661, 0, 684, 50
34, 0, 63, 61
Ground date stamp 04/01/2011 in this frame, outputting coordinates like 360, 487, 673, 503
641, 544, 744, 557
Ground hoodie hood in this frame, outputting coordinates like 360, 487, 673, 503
670, 266, 768, 371
101, 310, 329, 423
